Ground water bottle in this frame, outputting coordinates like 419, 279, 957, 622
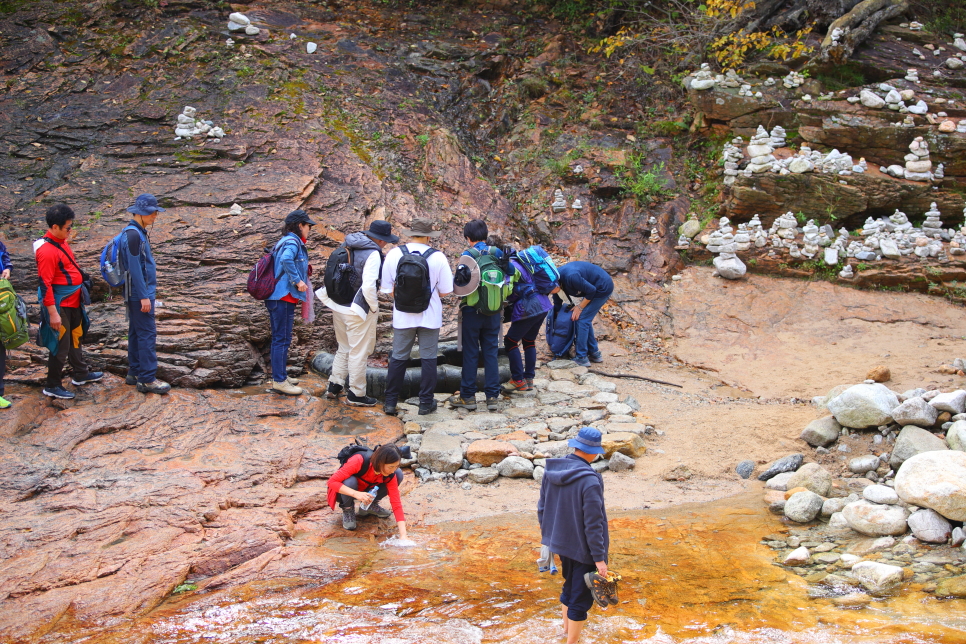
361, 486, 378, 511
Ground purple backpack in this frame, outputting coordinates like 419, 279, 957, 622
247, 247, 280, 300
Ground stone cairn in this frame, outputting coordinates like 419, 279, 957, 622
838, 264, 854, 279
712, 227, 746, 280
551, 188, 567, 212
921, 203, 944, 239
746, 126, 776, 174
690, 63, 716, 90
801, 220, 820, 259
904, 137, 933, 182
783, 71, 805, 89
769, 126, 787, 149
228, 12, 260, 36
722, 137, 743, 186
174, 106, 226, 141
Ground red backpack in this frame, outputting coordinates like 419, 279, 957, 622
247, 246, 280, 300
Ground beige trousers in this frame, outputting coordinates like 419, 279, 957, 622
329, 309, 378, 397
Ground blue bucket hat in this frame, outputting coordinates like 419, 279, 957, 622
127, 193, 166, 216
568, 427, 605, 455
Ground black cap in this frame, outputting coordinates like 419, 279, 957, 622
285, 209, 317, 226
365, 220, 400, 243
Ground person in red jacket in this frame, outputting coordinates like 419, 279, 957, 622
327, 444, 408, 537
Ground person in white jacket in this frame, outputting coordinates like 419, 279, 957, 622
318, 221, 398, 406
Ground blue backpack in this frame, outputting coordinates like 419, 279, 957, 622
100, 225, 145, 287
516, 245, 560, 295
546, 297, 576, 358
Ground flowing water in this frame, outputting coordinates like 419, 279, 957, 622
43, 490, 966, 644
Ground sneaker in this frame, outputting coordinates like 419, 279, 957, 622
270, 380, 302, 396
418, 400, 438, 415
0, 395, 11, 409
589, 352, 604, 364
357, 502, 391, 518
287, 376, 300, 386
526, 378, 534, 389
572, 357, 591, 367
125, 374, 137, 386
71, 371, 104, 386
446, 395, 477, 410
43, 386, 75, 400
383, 403, 398, 416
502, 379, 532, 393
325, 382, 344, 399
137, 379, 172, 395
346, 391, 377, 407
342, 506, 357, 530
486, 397, 499, 411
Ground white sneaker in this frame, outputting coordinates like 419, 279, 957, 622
272, 380, 303, 396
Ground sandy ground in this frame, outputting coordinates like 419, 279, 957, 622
405, 267, 966, 526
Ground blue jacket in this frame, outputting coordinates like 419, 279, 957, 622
118, 221, 156, 302
269, 233, 308, 302
537, 454, 609, 565
507, 257, 552, 322
0, 240, 10, 274
558, 261, 614, 300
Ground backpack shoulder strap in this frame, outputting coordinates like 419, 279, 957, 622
44, 238, 84, 275
399, 244, 409, 255
421, 248, 437, 259
465, 247, 480, 259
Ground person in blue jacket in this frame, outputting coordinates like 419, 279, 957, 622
266, 210, 315, 396
0, 239, 11, 409
538, 427, 610, 644
502, 240, 556, 393
120, 193, 170, 395
556, 261, 614, 367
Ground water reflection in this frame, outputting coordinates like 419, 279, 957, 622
41, 489, 966, 643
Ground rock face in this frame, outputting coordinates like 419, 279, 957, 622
785, 463, 832, 496
800, 416, 841, 447
851, 561, 904, 594
827, 384, 899, 429
889, 425, 948, 470
895, 451, 966, 521
418, 432, 465, 473
841, 500, 909, 536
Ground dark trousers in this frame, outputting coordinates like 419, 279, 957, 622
384, 326, 438, 408
460, 307, 501, 399
560, 556, 597, 622
46, 306, 90, 388
337, 470, 403, 508
504, 312, 547, 382
265, 299, 296, 382
0, 344, 6, 397
127, 299, 158, 384
573, 289, 612, 361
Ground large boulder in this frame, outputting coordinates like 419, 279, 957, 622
907, 509, 952, 544
851, 561, 904, 595
608, 452, 636, 472
467, 466, 499, 484
417, 432, 465, 473
784, 490, 824, 523
713, 254, 746, 280
889, 426, 948, 470
600, 432, 646, 458
496, 455, 535, 478
785, 463, 833, 497
947, 420, 966, 451
800, 416, 841, 447
895, 451, 966, 521
465, 440, 517, 467
841, 500, 909, 536
936, 576, 966, 598
890, 397, 938, 427
827, 384, 899, 429
758, 454, 804, 481
929, 390, 966, 415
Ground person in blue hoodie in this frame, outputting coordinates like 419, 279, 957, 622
0, 239, 11, 409
538, 426, 610, 644
266, 210, 315, 396
120, 193, 170, 395
556, 261, 614, 367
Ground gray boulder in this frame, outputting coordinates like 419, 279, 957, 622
949, 420, 966, 451
889, 425, 948, 470
827, 384, 899, 428
822, 496, 853, 518
713, 254, 747, 280
842, 500, 909, 536
467, 467, 499, 484
533, 465, 545, 484
851, 561, 904, 595
540, 440, 572, 458
608, 452, 636, 472
895, 451, 966, 521
764, 471, 795, 491
891, 396, 939, 427
849, 455, 880, 474
758, 454, 804, 481
863, 484, 899, 505
800, 416, 841, 447
907, 509, 952, 543
784, 490, 824, 523
929, 390, 966, 415
735, 460, 755, 479
497, 455, 535, 478
418, 432, 465, 473
786, 463, 833, 496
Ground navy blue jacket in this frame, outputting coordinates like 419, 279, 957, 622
537, 454, 609, 565
558, 261, 613, 300
0, 240, 10, 274
119, 220, 156, 301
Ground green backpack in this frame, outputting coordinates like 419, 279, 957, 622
463, 247, 513, 316
0, 279, 29, 349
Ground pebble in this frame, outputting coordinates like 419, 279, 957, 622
736, 460, 755, 479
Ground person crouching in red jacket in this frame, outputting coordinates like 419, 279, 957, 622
327, 444, 408, 538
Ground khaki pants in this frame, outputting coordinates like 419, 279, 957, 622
329, 310, 378, 397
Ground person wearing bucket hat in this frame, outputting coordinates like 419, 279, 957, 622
318, 220, 399, 407
538, 426, 610, 644
118, 193, 170, 394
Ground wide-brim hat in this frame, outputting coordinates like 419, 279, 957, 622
402, 217, 441, 238
568, 427, 606, 455
365, 220, 400, 243
127, 193, 166, 216
452, 255, 481, 296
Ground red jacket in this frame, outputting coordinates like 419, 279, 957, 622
327, 453, 405, 522
36, 233, 82, 308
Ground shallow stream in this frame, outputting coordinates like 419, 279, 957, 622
44, 489, 966, 643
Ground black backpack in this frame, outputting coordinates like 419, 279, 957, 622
393, 244, 437, 313
323, 244, 357, 306
336, 441, 374, 474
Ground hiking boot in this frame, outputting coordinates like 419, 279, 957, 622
0, 395, 11, 409
486, 397, 500, 411
357, 502, 391, 519
71, 371, 104, 386
383, 403, 398, 416
446, 395, 477, 410
342, 506, 357, 530
572, 357, 591, 367
287, 376, 300, 386
325, 382, 344, 399
502, 379, 532, 393
271, 380, 302, 396
43, 386, 75, 400
526, 378, 534, 389
418, 400, 438, 415
346, 391, 377, 407
589, 352, 604, 364
137, 379, 172, 395
125, 374, 137, 386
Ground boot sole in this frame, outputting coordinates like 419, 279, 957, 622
271, 387, 302, 396
42, 390, 75, 400
345, 398, 376, 407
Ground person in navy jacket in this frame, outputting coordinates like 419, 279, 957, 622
556, 261, 614, 367
0, 239, 11, 409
